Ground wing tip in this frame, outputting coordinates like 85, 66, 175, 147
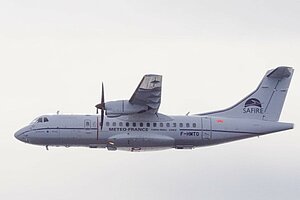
144, 74, 162, 77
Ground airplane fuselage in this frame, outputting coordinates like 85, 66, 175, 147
15, 114, 293, 151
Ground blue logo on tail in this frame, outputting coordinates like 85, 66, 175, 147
243, 98, 263, 114
245, 98, 262, 108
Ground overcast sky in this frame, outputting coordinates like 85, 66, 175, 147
0, 0, 300, 199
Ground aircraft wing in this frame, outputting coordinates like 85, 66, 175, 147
129, 74, 162, 114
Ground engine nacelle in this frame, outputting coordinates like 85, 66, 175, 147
105, 100, 148, 117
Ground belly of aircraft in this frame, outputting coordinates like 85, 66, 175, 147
28, 129, 259, 151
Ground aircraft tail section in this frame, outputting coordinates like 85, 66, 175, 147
199, 66, 294, 121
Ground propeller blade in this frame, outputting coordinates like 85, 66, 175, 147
96, 116, 99, 140
95, 83, 105, 110
95, 82, 105, 139
101, 82, 105, 108
100, 82, 105, 130
101, 108, 104, 130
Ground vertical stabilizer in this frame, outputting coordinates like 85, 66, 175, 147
199, 67, 294, 121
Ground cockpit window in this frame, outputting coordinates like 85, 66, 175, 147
30, 118, 38, 125
30, 116, 49, 124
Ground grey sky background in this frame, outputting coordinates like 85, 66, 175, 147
0, 0, 300, 199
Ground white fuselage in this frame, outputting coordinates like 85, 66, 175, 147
14, 113, 293, 151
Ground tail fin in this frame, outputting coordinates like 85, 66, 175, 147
199, 66, 294, 121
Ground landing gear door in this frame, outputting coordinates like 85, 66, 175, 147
202, 117, 212, 140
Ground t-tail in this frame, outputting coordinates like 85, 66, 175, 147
199, 66, 294, 122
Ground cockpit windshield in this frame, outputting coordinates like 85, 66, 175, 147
30, 116, 49, 125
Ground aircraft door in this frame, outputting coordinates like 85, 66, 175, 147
84, 119, 91, 129
202, 117, 212, 140
84, 119, 94, 135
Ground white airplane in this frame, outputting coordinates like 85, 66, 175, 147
15, 67, 294, 151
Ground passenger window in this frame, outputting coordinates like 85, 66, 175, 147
179, 123, 183, 128
153, 123, 157, 127
166, 123, 170, 127
126, 122, 129, 127
38, 118, 43, 123
133, 122, 136, 127
186, 123, 190, 128
193, 123, 196, 128
160, 123, 164, 127
44, 117, 49, 122
146, 123, 150, 127
119, 122, 123, 127
106, 122, 110, 126
112, 122, 116, 126
173, 123, 176, 127
140, 123, 143, 127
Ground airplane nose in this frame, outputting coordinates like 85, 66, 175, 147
14, 128, 28, 143
14, 130, 21, 139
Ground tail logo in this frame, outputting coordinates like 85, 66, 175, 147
243, 98, 263, 114
245, 98, 262, 108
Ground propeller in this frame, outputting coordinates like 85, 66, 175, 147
95, 82, 105, 140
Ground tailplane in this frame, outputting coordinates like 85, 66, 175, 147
199, 66, 294, 121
